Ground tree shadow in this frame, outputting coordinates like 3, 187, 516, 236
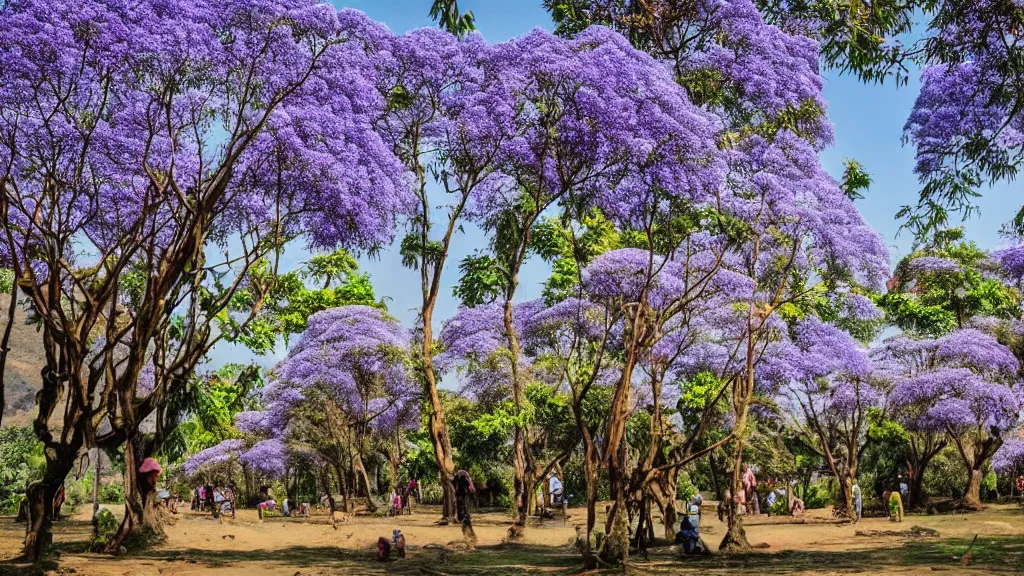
634, 535, 1024, 575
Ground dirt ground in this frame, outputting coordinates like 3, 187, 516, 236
1, 502, 1022, 575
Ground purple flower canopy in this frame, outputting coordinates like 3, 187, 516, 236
905, 256, 963, 276
0, 0, 414, 265
240, 439, 289, 479
874, 330, 1022, 433
182, 439, 245, 477
993, 438, 1024, 475
992, 245, 1024, 281
276, 305, 418, 430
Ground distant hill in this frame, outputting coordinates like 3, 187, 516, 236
0, 293, 44, 426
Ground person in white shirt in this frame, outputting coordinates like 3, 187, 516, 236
549, 476, 563, 505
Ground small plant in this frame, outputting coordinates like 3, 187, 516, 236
90, 508, 119, 552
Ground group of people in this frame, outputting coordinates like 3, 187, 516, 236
191, 483, 236, 518
717, 467, 805, 520
389, 478, 421, 516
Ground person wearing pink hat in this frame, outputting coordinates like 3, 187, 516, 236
139, 458, 162, 493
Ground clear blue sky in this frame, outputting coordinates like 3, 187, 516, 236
208, 0, 1019, 370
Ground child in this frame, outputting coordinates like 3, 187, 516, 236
391, 491, 402, 517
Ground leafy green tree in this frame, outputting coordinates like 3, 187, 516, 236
167, 364, 263, 462
878, 228, 1020, 336
428, 0, 476, 38
229, 249, 383, 354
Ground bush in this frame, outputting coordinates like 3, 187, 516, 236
0, 427, 44, 513
90, 508, 119, 552
803, 482, 832, 509
99, 481, 124, 504
922, 447, 967, 501
420, 482, 443, 505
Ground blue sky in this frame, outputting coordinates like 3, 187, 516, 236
209, 0, 1018, 370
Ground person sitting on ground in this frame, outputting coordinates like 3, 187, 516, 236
376, 536, 391, 561
675, 513, 708, 555
790, 496, 805, 516
392, 528, 406, 558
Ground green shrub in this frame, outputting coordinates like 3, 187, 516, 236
420, 482, 443, 505
922, 447, 968, 501
0, 269, 13, 294
803, 482, 832, 509
769, 495, 789, 515
90, 508, 119, 552
99, 481, 124, 504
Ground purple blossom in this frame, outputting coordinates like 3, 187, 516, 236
183, 439, 244, 477
992, 245, 1024, 281
993, 439, 1024, 474
906, 256, 962, 276
240, 439, 288, 479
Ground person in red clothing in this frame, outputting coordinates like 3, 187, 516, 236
408, 478, 420, 505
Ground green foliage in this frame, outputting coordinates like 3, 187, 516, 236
802, 481, 833, 509
530, 211, 621, 304
0, 427, 44, 512
443, 392, 509, 471
0, 268, 13, 294
429, 0, 476, 38
762, 0, 921, 84
878, 228, 1020, 336
922, 446, 968, 500
839, 158, 872, 201
167, 364, 263, 461
90, 508, 119, 552
452, 254, 505, 307
229, 249, 383, 354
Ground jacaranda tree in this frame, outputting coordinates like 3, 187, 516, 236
872, 329, 1020, 508
0, 0, 411, 558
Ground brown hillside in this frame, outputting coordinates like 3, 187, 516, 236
0, 293, 45, 426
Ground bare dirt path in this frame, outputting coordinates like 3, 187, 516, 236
1, 503, 1022, 575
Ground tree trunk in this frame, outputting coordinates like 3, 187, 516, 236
662, 492, 678, 541
503, 294, 533, 541
320, 471, 338, 528
421, 308, 458, 521
962, 468, 984, 510
0, 283, 18, 428
720, 380, 752, 552
92, 449, 102, 520
23, 449, 76, 561
352, 452, 376, 512
909, 464, 926, 510
599, 343, 641, 564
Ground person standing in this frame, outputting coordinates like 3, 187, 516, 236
888, 489, 904, 522
852, 479, 863, 521
453, 469, 476, 541
742, 466, 759, 515
408, 478, 420, 505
